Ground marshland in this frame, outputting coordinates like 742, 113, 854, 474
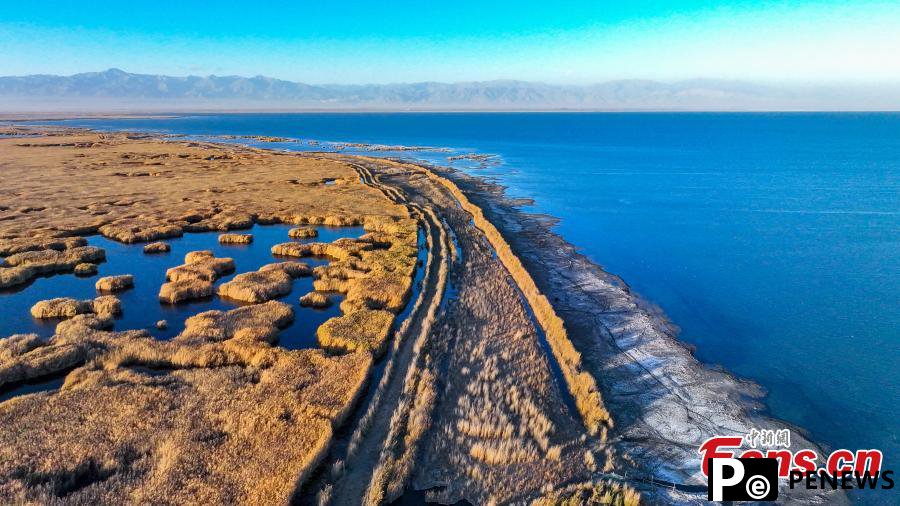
0, 125, 844, 505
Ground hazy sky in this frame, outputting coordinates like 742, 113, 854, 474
1, 0, 899, 84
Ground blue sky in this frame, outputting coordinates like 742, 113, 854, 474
1, 0, 898, 84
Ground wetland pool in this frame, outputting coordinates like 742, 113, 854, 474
0, 223, 365, 349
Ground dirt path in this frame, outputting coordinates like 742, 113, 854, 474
330, 157, 599, 505
323, 163, 451, 506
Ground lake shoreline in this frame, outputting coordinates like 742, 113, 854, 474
414, 160, 847, 503
0, 124, 849, 503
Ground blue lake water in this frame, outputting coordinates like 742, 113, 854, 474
31, 113, 900, 485
0, 223, 363, 348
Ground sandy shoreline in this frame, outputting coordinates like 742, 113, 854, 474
0, 125, 846, 504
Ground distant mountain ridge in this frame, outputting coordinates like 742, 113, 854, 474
1, 69, 897, 111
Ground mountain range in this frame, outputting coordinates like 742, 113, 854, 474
1, 69, 897, 111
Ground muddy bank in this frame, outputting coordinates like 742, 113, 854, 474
425, 162, 846, 504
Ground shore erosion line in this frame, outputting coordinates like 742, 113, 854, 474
402, 159, 849, 504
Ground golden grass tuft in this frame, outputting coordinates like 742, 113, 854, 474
260, 261, 311, 278
29, 295, 121, 319
159, 278, 213, 304
142, 241, 171, 254
91, 295, 122, 318
73, 262, 97, 276
299, 291, 332, 308
272, 241, 364, 261
160, 250, 235, 303
95, 274, 134, 292
5, 246, 106, 275
218, 268, 293, 303
166, 250, 235, 282
99, 217, 184, 243
531, 481, 641, 506
0, 333, 43, 361
0, 265, 35, 289
178, 300, 295, 345
55, 314, 113, 335
219, 233, 253, 244
289, 227, 318, 239
343, 271, 412, 313
316, 309, 394, 355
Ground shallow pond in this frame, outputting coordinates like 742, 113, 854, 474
0, 223, 365, 349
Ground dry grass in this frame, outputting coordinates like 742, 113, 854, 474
274, 214, 418, 361
0, 296, 376, 504
2, 246, 106, 288
55, 314, 114, 335
360, 207, 447, 505
287, 217, 418, 317
218, 269, 290, 303
0, 130, 425, 504
167, 250, 235, 282
299, 291, 332, 308
317, 309, 395, 355
347, 167, 600, 504
159, 250, 235, 303
74, 262, 98, 276
273, 240, 365, 261
177, 300, 295, 345
218, 261, 312, 303
219, 233, 253, 244
424, 168, 612, 436
95, 274, 134, 292
289, 226, 318, 238
0, 265, 35, 289
0, 334, 43, 361
30, 295, 121, 319
159, 279, 213, 304
531, 481, 641, 506
0, 129, 408, 247
91, 295, 122, 318
260, 261, 311, 278
0, 236, 87, 256
99, 218, 184, 243
341, 209, 436, 475
142, 241, 171, 254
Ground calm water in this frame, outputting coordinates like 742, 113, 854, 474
34, 113, 900, 482
0, 223, 363, 348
